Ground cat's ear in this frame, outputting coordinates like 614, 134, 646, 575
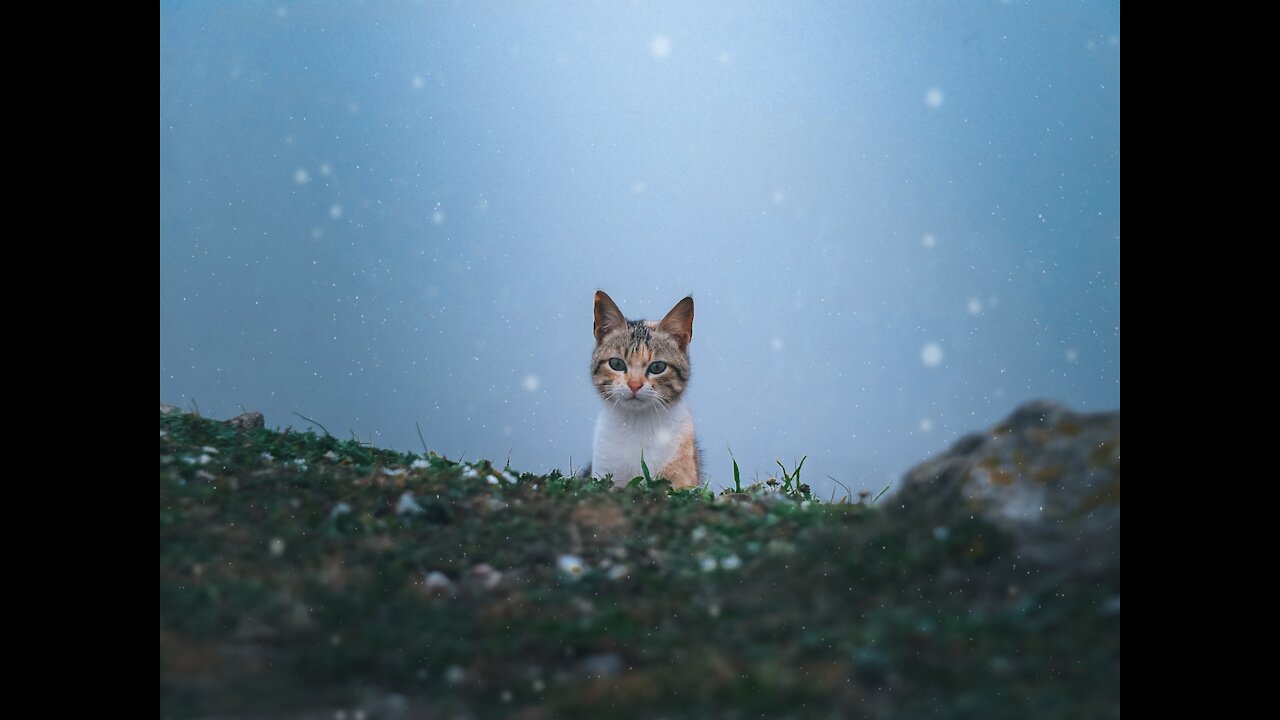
659, 296, 694, 351
594, 290, 627, 345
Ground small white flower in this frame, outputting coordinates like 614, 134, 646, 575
260, 452, 274, 461
800, 500, 812, 510
396, 492, 424, 515
557, 554, 586, 579
462, 467, 479, 480
606, 565, 629, 581
201, 446, 219, 454
690, 526, 708, 542
502, 470, 519, 485
382, 467, 408, 477
268, 538, 286, 557
486, 474, 500, 486
699, 556, 718, 573
323, 450, 339, 461
293, 458, 308, 470
720, 554, 742, 571
411, 458, 431, 469
329, 502, 352, 518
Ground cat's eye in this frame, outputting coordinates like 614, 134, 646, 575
608, 358, 626, 372
647, 361, 667, 375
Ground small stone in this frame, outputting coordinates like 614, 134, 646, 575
557, 554, 586, 580
424, 571, 454, 594
580, 652, 624, 679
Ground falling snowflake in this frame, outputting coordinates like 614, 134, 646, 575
293, 169, 309, 185
967, 299, 983, 315
921, 343, 944, 367
650, 35, 672, 59
329, 204, 343, 220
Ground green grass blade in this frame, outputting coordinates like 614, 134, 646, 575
871, 482, 892, 504
728, 445, 742, 492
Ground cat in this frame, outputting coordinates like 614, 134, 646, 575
584, 290, 701, 488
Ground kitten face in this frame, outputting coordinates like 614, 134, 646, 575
591, 291, 693, 414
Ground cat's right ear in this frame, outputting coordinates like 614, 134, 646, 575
594, 290, 626, 345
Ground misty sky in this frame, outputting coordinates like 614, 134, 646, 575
159, 1, 1120, 499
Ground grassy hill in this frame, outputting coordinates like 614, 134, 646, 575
160, 408, 1119, 719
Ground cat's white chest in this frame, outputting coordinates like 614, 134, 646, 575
592, 403, 691, 485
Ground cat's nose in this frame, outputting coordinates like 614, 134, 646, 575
627, 379, 644, 394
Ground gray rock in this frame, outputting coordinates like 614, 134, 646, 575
897, 400, 1119, 574
225, 411, 265, 429
580, 652, 624, 678
356, 692, 410, 720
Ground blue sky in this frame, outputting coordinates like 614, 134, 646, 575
160, 1, 1120, 497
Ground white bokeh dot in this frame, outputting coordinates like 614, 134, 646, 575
921, 343, 944, 367
650, 35, 671, 59
922, 233, 937, 248
925, 88, 945, 109
522, 374, 541, 392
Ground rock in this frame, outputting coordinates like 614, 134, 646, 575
355, 691, 410, 720
897, 400, 1119, 574
580, 652, 624, 679
225, 411, 265, 429
423, 571, 454, 595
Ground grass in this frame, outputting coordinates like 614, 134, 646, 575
160, 411, 1119, 720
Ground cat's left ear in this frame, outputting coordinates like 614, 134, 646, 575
659, 296, 694, 351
